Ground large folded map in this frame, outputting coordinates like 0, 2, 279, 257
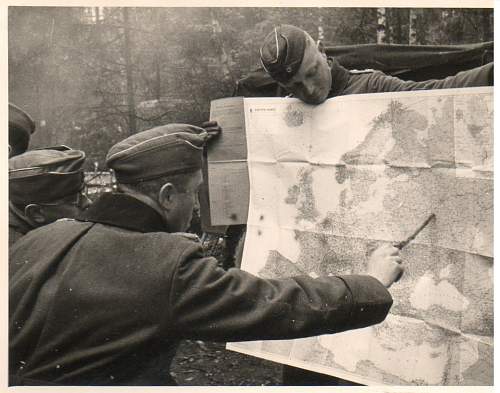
209, 87, 493, 385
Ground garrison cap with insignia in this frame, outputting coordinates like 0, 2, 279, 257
9, 103, 36, 157
260, 24, 307, 83
9, 146, 86, 205
106, 123, 208, 184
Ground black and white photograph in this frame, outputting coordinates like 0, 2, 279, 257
7, 3, 494, 388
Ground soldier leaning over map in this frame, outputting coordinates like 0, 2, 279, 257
259, 25, 493, 105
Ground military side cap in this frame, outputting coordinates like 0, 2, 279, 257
260, 24, 307, 83
106, 123, 208, 183
9, 146, 86, 205
9, 103, 36, 157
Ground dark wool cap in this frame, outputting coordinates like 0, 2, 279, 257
9, 146, 86, 205
106, 123, 208, 184
9, 103, 36, 157
260, 24, 307, 83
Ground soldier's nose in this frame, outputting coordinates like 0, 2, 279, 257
304, 83, 315, 97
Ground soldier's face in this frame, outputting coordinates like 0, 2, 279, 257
280, 37, 332, 105
25, 190, 92, 227
168, 170, 203, 233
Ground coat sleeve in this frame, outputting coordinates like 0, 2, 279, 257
164, 242, 392, 342
366, 62, 493, 93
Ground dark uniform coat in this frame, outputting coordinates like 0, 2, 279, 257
9, 207, 34, 248
328, 58, 493, 98
10, 192, 392, 386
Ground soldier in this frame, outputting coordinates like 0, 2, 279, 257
260, 24, 493, 105
10, 123, 403, 386
9, 146, 90, 248
9, 103, 36, 158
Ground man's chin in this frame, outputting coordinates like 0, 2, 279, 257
303, 95, 328, 105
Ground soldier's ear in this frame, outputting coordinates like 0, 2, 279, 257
24, 204, 48, 226
158, 182, 178, 211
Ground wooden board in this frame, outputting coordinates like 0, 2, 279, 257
205, 97, 250, 226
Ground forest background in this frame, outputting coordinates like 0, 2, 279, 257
9, 7, 494, 168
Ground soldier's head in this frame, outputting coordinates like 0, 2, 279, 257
9, 103, 36, 158
106, 124, 207, 233
260, 25, 332, 105
9, 146, 90, 228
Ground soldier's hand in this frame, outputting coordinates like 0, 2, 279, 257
366, 244, 403, 288
201, 121, 222, 141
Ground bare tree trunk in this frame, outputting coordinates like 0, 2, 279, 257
94, 7, 103, 91
95, 6, 100, 24
377, 7, 387, 44
45, 18, 56, 144
123, 7, 137, 135
453, 10, 464, 43
409, 8, 418, 44
210, 10, 232, 82
482, 9, 492, 42
154, 11, 162, 101
393, 9, 403, 44
35, 78, 47, 144
154, 55, 161, 100
318, 15, 324, 41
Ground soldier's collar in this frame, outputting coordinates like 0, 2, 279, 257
78, 192, 168, 233
9, 202, 36, 234
328, 57, 351, 98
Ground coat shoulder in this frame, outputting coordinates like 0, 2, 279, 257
135, 231, 204, 264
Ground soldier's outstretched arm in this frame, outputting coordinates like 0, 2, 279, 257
163, 238, 395, 343
368, 62, 493, 92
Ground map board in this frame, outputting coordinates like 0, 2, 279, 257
217, 88, 493, 385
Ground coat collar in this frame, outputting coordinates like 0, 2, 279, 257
78, 192, 168, 233
9, 204, 35, 235
328, 58, 350, 98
